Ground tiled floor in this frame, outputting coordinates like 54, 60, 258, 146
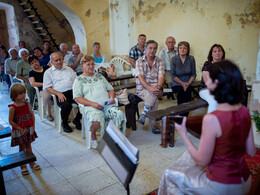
0, 84, 205, 195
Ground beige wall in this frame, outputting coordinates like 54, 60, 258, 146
62, 0, 110, 58
134, 0, 260, 84
61, 0, 259, 84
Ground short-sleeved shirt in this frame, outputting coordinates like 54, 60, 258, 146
43, 65, 77, 92
64, 51, 72, 64
73, 73, 113, 108
16, 60, 32, 79
68, 54, 83, 74
129, 44, 145, 62
158, 47, 178, 71
136, 55, 165, 93
200, 61, 211, 89
5, 57, 21, 74
171, 55, 197, 87
29, 66, 49, 91
38, 55, 50, 67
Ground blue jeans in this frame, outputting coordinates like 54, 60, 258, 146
1, 73, 11, 88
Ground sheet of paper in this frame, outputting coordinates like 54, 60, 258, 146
106, 121, 139, 164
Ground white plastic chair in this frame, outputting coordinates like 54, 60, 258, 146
79, 99, 119, 149
34, 87, 44, 121
51, 94, 78, 132
16, 78, 30, 104
110, 57, 132, 76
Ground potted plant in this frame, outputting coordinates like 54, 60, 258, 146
252, 110, 260, 133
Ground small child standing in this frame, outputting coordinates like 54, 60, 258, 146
8, 83, 40, 175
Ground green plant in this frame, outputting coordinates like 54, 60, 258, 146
252, 110, 260, 132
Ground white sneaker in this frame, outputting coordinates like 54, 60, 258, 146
91, 140, 98, 149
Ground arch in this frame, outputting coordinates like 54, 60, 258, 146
46, 0, 87, 53
0, 2, 19, 48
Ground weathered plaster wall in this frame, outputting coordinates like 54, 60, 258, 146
62, 0, 110, 58
134, 0, 260, 84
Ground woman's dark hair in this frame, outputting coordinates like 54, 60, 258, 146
177, 41, 190, 56
208, 60, 244, 105
28, 56, 39, 64
0, 44, 6, 51
207, 44, 225, 62
33, 47, 43, 53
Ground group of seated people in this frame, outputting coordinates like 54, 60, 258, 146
1, 35, 257, 193
128, 34, 226, 133
0, 40, 126, 150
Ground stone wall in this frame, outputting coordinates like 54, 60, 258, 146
0, 0, 74, 52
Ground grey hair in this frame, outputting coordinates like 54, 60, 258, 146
18, 48, 29, 57
50, 52, 62, 61
60, 43, 68, 49
8, 48, 18, 56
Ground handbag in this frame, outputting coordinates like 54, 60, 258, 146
115, 89, 130, 105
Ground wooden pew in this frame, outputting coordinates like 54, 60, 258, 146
108, 74, 134, 82
146, 99, 208, 122
0, 151, 36, 195
0, 127, 12, 139
114, 82, 136, 91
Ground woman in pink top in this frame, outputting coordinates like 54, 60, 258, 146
158, 60, 256, 195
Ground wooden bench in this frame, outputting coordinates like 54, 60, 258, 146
146, 98, 208, 122
0, 127, 12, 139
0, 151, 36, 195
114, 82, 136, 91
108, 74, 134, 82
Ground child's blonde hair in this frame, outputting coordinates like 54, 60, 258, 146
10, 83, 26, 101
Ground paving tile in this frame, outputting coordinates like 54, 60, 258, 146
53, 154, 96, 179
18, 167, 66, 193
32, 180, 80, 195
68, 169, 117, 194
5, 178, 30, 195
130, 169, 161, 195
92, 182, 126, 195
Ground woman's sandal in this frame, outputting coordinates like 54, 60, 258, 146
21, 166, 29, 175
30, 163, 41, 170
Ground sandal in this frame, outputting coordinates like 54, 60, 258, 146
30, 163, 41, 170
21, 166, 29, 175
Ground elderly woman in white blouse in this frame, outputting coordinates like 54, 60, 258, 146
73, 55, 126, 149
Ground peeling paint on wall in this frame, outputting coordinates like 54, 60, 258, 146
102, 8, 109, 21
85, 9, 91, 17
135, 2, 167, 21
110, 1, 119, 12
235, 1, 260, 28
223, 13, 232, 27
131, 17, 134, 24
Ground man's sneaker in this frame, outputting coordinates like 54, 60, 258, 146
152, 128, 161, 134
72, 119, 82, 130
92, 140, 98, 149
137, 114, 146, 125
62, 123, 72, 133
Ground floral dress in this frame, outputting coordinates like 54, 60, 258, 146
8, 102, 38, 147
73, 73, 126, 135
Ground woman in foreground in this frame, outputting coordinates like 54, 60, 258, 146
159, 60, 256, 195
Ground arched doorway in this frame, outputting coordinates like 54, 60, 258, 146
46, 0, 87, 53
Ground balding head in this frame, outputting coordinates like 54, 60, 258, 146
72, 44, 80, 55
165, 36, 176, 51
51, 52, 63, 70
